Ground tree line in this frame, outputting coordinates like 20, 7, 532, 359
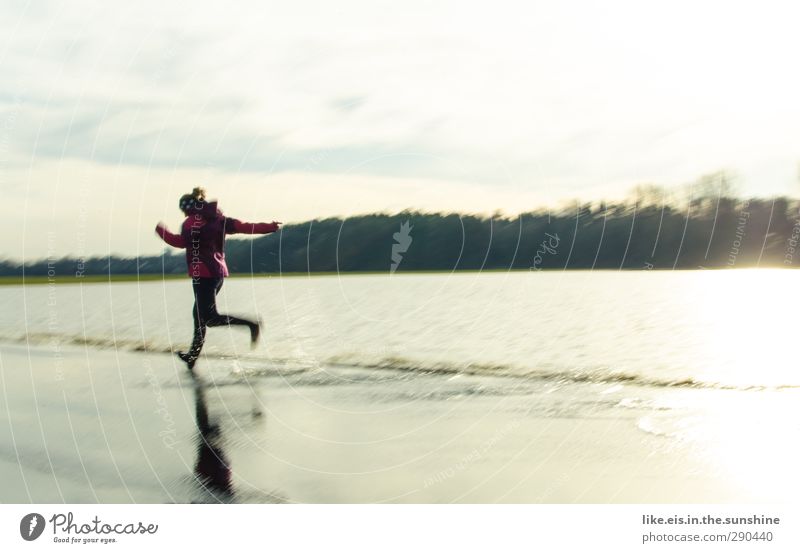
5, 175, 800, 279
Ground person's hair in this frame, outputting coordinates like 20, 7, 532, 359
191, 187, 206, 201
179, 187, 207, 213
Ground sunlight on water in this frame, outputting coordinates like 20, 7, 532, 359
1, 270, 798, 503
690, 270, 797, 388
677, 391, 800, 502
0, 269, 797, 389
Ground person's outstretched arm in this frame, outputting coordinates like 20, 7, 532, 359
155, 222, 186, 248
225, 219, 282, 235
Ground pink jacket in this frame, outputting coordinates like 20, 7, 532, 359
155, 201, 279, 278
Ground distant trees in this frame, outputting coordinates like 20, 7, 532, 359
5, 177, 800, 279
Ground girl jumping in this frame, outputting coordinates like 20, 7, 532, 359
155, 187, 281, 370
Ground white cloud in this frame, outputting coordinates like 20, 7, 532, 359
2, 0, 800, 257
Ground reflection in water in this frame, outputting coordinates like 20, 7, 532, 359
186, 371, 287, 503
189, 372, 234, 498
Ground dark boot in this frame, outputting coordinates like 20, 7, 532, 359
178, 325, 206, 370
249, 320, 261, 348
177, 350, 197, 370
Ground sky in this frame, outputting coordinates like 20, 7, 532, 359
2, 0, 800, 259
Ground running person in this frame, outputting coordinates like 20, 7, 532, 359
155, 187, 281, 370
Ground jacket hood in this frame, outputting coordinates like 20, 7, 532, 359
186, 200, 222, 219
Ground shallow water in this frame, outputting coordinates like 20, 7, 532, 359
1, 271, 798, 503
1, 270, 797, 389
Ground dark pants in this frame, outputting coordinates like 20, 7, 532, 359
185, 277, 255, 361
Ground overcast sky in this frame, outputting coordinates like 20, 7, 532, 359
2, 0, 799, 259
